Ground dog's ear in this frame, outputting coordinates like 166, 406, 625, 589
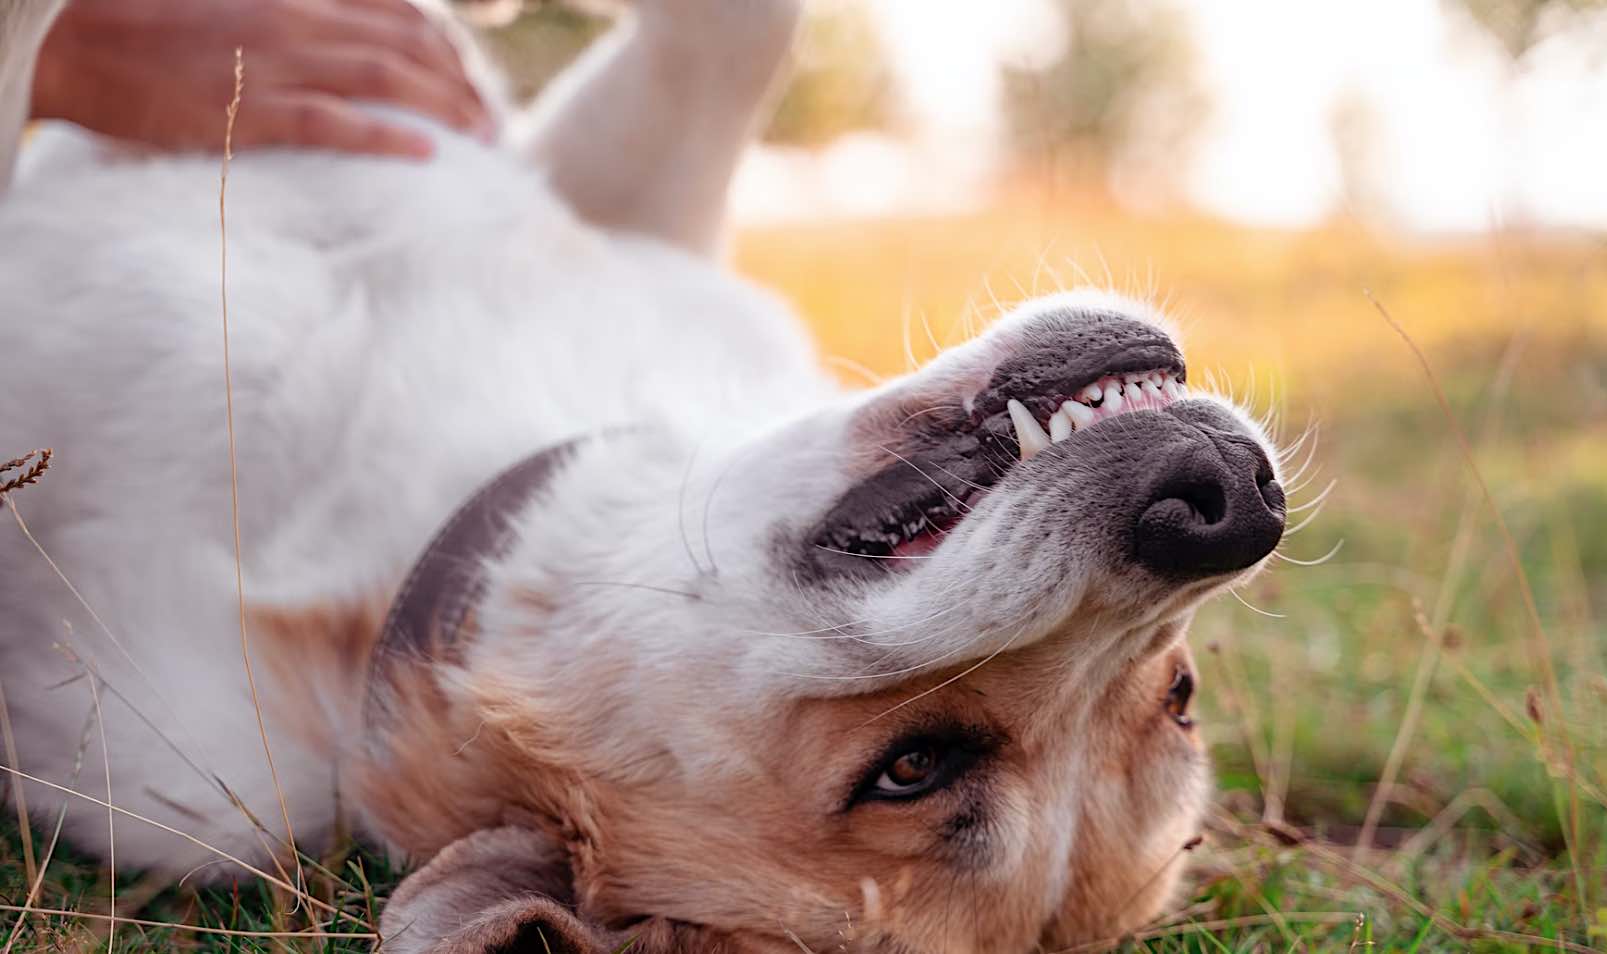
381, 827, 606, 954
382, 826, 774, 954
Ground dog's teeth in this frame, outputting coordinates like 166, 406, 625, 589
1078, 383, 1102, 404
1063, 399, 1095, 430
1165, 379, 1185, 399
1124, 374, 1144, 389
1049, 408, 1072, 442
1007, 399, 1051, 461
1103, 382, 1124, 413
1142, 378, 1163, 399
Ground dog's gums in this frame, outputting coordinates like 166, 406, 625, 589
0, 0, 1290, 951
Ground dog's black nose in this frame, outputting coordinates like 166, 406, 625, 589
1133, 432, 1286, 577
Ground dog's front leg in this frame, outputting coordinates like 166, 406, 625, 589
514, 0, 802, 255
0, 0, 67, 196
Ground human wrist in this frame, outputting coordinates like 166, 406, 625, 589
27, 30, 69, 121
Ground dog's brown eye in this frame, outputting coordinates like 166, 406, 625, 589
878, 746, 938, 792
848, 726, 998, 807
1166, 665, 1195, 727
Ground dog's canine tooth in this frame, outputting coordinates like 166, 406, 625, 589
1049, 408, 1072, 443
1063, 399, 1095, 431
1102, 382, 1124, 413
1007, 399, 1051, 461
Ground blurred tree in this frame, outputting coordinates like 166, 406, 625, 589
472, 4, 608, 101
761, 3, 896, 146
999, 0, 1205, 182
466, 1, 894, 147
1446, 0, 1607, 59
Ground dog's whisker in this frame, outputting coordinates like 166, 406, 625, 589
813, 545, 936, 561
1272, 538, 1345, 566
676, 441, 710, 577
1228, 586, 1286, 619
571, 580, 702, 601
861, 620, 1031, 725
874, 444, 974, 513
1287, 478, 1338, 515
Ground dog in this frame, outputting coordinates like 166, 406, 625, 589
0, 1, 1288, 951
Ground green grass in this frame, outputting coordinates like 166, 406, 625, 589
4, 208, 1605, 950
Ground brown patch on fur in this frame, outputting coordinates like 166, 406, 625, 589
355, 577, 1207, 951
247, 593, 546, 858
342, 584, 601, 861
248, 595, 390, 759
440, 625, 1211, 953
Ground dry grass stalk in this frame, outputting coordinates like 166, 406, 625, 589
0, 904, 375, 942
1352, 329, 1527, 864
2, 705, 95, 954
86, 674, 115, 952
0, 762, 365, 930
1365, 290, 1589, 925
0, 680, 35, 894
0, 448, 51, 499
215, 45, 306, 902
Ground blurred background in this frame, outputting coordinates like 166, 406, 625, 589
473, 0, 1607, 945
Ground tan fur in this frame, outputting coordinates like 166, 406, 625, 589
249, 596, 390, 759
363, 622, 1211, 952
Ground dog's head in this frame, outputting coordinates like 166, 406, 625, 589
365, 292, 1286, 954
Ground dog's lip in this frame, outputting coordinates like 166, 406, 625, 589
805, 342, 1191, 577
997, 368, 1189, 463
968, 337, 1186, 425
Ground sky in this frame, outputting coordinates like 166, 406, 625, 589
732, 0, 1607, 233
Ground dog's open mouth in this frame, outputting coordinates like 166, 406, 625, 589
806, 338, 1188, 575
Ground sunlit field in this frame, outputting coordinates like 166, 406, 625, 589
4, 183, 1601, 951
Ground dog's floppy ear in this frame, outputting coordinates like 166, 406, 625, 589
381, 827, 606, 954
383, 827, 773, 954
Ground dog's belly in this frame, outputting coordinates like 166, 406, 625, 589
0, 131, 830, 869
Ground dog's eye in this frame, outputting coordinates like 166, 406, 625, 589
850, 728, 997, 807
1165, 664, 1195, 727
876, 745, 940, 794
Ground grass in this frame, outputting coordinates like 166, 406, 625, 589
3, 185, 1605, 950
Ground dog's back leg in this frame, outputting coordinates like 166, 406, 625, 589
0, 0, 66, 196
515, 0, 801, 255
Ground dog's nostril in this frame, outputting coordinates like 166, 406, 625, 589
1171, 480, 1226, 526
1133, 448, 1285, 578
1260, 477, 1286, 513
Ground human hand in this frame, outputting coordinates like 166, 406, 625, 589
31, 0, 492, 159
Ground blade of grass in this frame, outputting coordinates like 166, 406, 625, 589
1353, 327, 1526, 861
0, 680, 35, 893
1365, 289, 1586, 924
0, 763, 368, 931
0, 904, 375, 942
